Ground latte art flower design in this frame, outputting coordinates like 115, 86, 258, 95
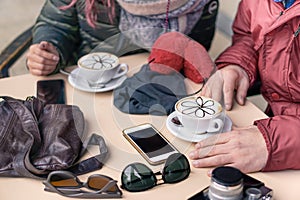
81, 54, 117, 70
180, 97, 216, 118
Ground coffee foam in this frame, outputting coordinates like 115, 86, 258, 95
78, 53, 118, 70
176, 96, 221, 119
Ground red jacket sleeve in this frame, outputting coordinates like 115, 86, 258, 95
255, 116, 300, 171
215, 0, 258, 86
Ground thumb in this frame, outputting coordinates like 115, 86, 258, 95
39, 41, 58, 55
39, 41, 50, 50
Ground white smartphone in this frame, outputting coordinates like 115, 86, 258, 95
123, 123, 179, 165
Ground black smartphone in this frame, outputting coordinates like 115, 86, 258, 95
36, 79, 66, 104
123, 123, 179, 165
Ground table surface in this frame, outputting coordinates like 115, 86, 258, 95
0, 53, 299, 200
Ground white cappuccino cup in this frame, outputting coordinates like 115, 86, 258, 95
77, 52, 128, 84
175, 96, 224, 134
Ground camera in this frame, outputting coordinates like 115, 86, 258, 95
188, 166, 273, 200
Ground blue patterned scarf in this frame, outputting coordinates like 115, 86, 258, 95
274, 0, 296, 8
117, 0, 209, 48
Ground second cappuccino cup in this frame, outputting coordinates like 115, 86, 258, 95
175, 96, 224, 134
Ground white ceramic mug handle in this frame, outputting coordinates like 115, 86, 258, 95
112, 63, 128, 79
207, 118, 224, 133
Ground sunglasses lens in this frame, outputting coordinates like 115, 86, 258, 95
50, 174, 79, 187
121, 163, 156, 192
88, 176, 118, 192
163, 153, 190, 183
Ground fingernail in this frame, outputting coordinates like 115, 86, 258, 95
192, 160, 199, 166
239, 96, 245, 105
225, 104, 231, 110
53, 56, 59, 61
195, 143, 201, 148
189, 152, 195, 158
207, 169, 213, 177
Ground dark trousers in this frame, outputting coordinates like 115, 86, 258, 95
188, 0, 219, 51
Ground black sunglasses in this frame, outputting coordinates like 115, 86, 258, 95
43, 171, 122, 198
121, 153, 190, 192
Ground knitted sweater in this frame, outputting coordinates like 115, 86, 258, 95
32, 0, 218, 73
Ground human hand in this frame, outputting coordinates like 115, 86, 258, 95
188, 125, 268, 174
26, 41, 59, 76
200, 65, 249, 110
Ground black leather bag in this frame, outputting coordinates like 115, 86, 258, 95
0, 96, 108, 179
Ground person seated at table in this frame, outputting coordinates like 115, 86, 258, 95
189, 0, 300, 174
26, 0, 219, 76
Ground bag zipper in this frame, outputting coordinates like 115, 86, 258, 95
0, 100, 18, 147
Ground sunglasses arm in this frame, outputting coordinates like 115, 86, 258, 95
43, 180, 122, 198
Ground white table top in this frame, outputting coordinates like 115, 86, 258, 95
0, 53, 299, 200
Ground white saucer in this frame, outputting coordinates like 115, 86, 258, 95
68, 68, 127, 92
166, 111, 232, 142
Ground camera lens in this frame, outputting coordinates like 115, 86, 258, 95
208, 166, 243, 200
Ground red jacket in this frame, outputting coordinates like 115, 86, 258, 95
216, 0, 300, 171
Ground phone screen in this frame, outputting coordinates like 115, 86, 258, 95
127, 127, 175, 158
36, 79, 66, 104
